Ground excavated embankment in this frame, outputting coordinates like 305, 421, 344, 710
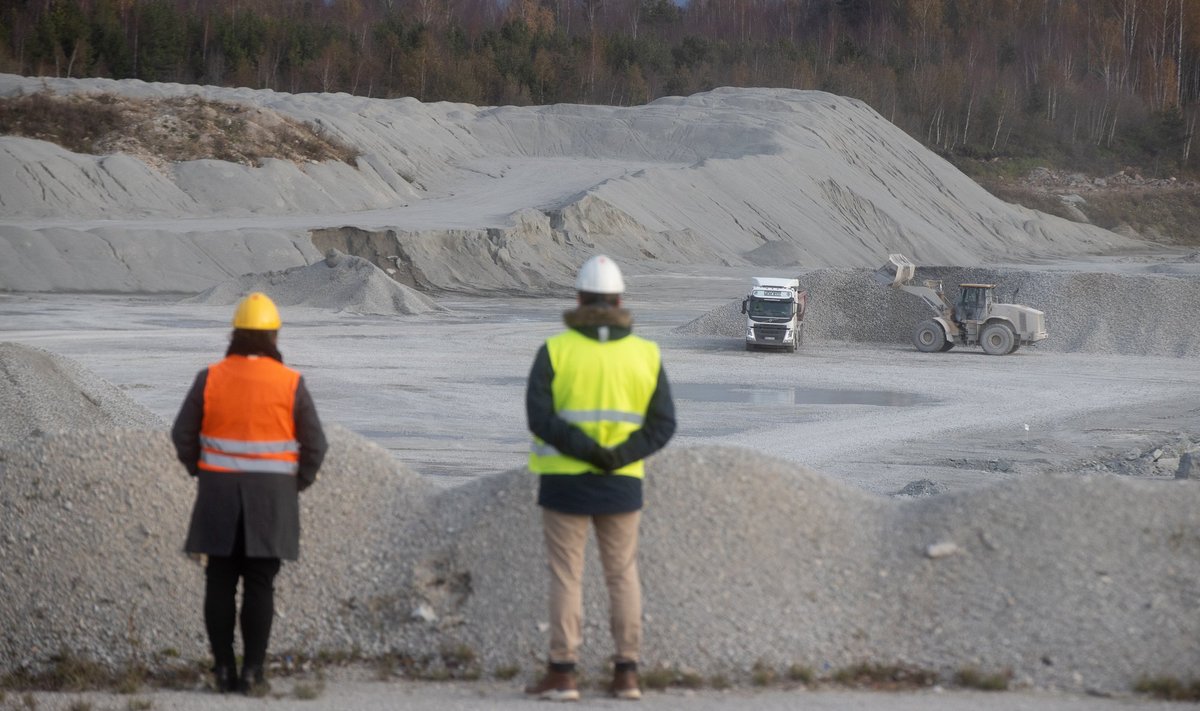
677, 267, 1200, 357
1, 346, 1197, 692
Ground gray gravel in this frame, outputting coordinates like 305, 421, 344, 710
0, 421, 432, 674
0, 342, 164, 449
3, 402, 1198, 695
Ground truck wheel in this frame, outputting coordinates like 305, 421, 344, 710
745, 343, 754, 352
1008, 341, 1021, 354
981, 323, 1016, 355
912, 320, 946, 353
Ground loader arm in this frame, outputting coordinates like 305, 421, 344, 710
874, 253, 953, 319
897, 284, 953, 318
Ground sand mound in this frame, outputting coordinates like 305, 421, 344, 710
1, 75, 1149, 295
186, 250, 445, 315
0, 425, 432, 668
0, 342, 164, 449
677, 267, 1200, 357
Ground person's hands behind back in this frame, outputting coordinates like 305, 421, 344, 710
587, 445, 619, 473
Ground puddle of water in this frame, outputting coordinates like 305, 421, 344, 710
674, 382, 929, 407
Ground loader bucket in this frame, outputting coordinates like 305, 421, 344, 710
873, 253, 916, 287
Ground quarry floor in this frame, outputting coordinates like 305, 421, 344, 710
2, 265, 1198, 496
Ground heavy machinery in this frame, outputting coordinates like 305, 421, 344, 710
874, 254, 1047, 355
741, 277, 808, 352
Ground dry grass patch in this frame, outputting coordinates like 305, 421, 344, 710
954, 666, 1012, 691
491, 664, 520, 680
0, 89, 359, 171
786, 663, 815, 684
1134, 676, 1200, 701
829, 661, 938, 690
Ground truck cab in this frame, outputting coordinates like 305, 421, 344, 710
741, 277, 807, 352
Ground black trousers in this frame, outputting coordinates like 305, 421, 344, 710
203, 524, 281, 670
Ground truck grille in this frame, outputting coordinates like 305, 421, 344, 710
753, 325, 788, 343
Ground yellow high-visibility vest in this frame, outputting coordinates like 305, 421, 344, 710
529, 329, 661, 478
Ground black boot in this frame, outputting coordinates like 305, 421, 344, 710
239, 664, 270, 697
212, 664, 238, 694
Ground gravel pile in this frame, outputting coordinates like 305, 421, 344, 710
3, 429, 1198, 692
676, 267, 1200, 356
396, 448, 1200, 692
0, 342, 164, 449
0, 425, 432, 670
874, 473, 1200, 690
185, 250, 445, 316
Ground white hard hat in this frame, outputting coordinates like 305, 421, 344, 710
575, 254, 625, 294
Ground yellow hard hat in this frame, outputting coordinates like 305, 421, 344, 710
232, 292, 281, 330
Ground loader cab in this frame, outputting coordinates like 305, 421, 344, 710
955, 284, 994, 323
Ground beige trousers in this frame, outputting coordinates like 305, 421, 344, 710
542, 508, 642, 664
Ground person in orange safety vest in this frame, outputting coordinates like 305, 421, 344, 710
171, 292, 327, 696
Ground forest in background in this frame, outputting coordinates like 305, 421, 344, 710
1, 0, 1197, 178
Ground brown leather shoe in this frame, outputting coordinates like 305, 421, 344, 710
525, 667, 580, 702
610, 666, 641, 700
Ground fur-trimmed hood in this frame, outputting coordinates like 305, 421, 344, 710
563, 305, 633, 341
563, 304, 633, 329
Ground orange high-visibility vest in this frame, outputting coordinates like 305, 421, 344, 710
199, 355, 301, 475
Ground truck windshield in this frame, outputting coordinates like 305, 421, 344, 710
748, 298, 794, 319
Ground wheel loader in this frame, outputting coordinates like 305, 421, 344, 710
873, 254, 1047, 355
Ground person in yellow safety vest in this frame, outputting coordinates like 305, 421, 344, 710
170, 292, 327, 696
524, 255, 676, 702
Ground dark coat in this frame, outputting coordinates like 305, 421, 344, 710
526, 304, 676, 515
171, 364, 327, 560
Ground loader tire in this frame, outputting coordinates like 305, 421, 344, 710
912, 320, 946, 353
940, 341, 955, 352
981, 322, 1016, 355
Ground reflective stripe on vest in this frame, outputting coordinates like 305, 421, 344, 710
529, 329, 660, 478
199, 355, 301, 476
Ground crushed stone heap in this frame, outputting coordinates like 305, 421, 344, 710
408, 447, 1200, 692
1, 433, 1197, 693
0, 425, 432, 670
0, 342, 164, 449
677, 267, 1200, 357
185, 250, 446, 316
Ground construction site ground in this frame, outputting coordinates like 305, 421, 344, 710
3, 269, 1198, 496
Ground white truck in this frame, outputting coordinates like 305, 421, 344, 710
741, 277, 808, 352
